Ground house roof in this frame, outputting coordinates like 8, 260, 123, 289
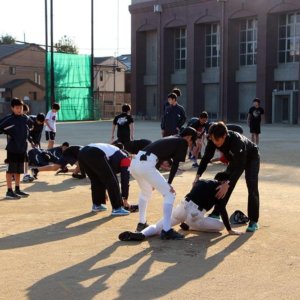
117, 54, 131, 71
0, 78, 45, 90
94, 56, 113, 65
0, 43, 44, 60
94, 56, 129, 71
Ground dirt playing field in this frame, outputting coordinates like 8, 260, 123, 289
0, 121, 299, 300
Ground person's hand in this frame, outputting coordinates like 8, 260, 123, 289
215, 181, 230, 199
169, 184, 175, 194
228, 229, 244, 235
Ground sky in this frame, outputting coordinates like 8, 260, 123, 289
0, 0, 131, 57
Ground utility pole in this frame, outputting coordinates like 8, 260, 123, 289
218, 0, 227, 121
91, 0, 94, 118
50, 0, 55, 105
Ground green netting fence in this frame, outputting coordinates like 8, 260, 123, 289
46, 53, 94, 121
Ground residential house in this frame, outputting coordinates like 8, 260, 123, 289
93, 56, 131, 119
0, 43, 45, 117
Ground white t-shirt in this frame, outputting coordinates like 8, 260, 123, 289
45, 110, 58, 132
88, 143, 119, 158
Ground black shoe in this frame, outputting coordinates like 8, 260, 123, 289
5, 190, 21, 200
136, 222, 149, 232
124, 204, 139, 213
72, 173, 86, 179
119, 231, 145, 241
180, 222, 190, 231
31, 168, 39, 179
160, 228, 184, 240
15, 190, 30, 198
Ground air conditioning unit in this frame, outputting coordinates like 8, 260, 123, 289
154, 4, 162, 13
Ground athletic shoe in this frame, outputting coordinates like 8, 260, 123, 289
160, 228, 184, 240
22, 174, 35, 183
5, 190, 21, 200
15, 190, 30, 198
136, 222, 149, 232
180, 222, 190, 231
208, 213, 221, 220
111, 207, 130, 216
72, 173, 86, 179
92, 204, 107, 212
192, 162, 199, 168
119, 231, 145, 241
124, 204, 139, 213
246, 222, 259, 232
31, 168, 39, 179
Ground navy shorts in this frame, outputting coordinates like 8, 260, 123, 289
45, 131, 56, 141
6, 151, 26, 174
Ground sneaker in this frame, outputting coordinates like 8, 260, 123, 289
31, 168, 39, 179
111, 207, 130, 216
5, 190, 21, 200
15, 190, 30, 198
160, 228, 184, 240
22, 174, 35, 183
246, 222, 259, 232
124, 204, 139, 213
192, 162, 199, 168
208, 213, 221, 220
72, 173, 86, 179
119, 231, 145, 241
92, 204, 107, 212
136, 222, 149, 232
180, 222, 190, 231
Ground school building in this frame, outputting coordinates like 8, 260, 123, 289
129, 0, 300, 124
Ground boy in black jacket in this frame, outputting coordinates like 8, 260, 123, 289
0, 98, 31, 199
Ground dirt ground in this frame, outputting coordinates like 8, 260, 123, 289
0, 121, 299, 300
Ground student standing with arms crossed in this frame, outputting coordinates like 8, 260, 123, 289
161, 92, 186, 137
0, 98, 31, 199
193, 122, 260, 232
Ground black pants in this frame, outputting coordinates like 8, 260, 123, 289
211, 155, 260, 223
245, 155, 260, 222
78, 146, 123, 209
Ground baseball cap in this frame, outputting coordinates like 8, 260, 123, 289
229, 210, 249, 224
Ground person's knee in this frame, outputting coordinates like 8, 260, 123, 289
172, 200, 188, 221
163, 191, 176, 205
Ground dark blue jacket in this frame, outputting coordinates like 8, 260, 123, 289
0, 113, 30, 154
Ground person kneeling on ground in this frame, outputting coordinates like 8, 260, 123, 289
119, 172, 243, 241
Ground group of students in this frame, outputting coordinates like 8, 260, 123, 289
0, 98, 61, 199
1, 96, 261, 242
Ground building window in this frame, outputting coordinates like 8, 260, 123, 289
29, 91, 37, 100
34, 72, 41, 84
9, 67, 16, 75
174, 27, 186, 70
276, 81, 299, 91
205, 23, 220, 68
240, 18, 257, 66
100, 71, 104, 81
278, 13, 300, 63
